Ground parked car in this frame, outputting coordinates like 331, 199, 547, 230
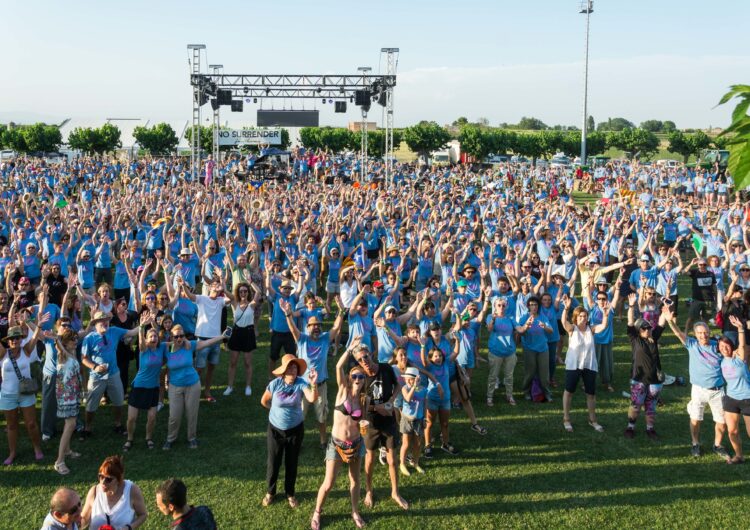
0, 150, 16, 161
485, 154, 510, 164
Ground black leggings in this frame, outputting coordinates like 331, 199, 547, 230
266, 421, 305, 497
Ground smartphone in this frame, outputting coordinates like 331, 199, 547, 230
223, 328, 233, 339
664, 299, 674, 306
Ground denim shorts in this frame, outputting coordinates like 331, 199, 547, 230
195, 339, 221, 368
0, 392, 37, 410
427, 397, 451, 411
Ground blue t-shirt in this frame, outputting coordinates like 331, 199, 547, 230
686, 337, 723, 389
518, 313, 552, 353
722, 355, 750, 400
42, 340, 58, 377
81, 327, 128, 381
426, 362, 450, 402
376, 319, 401, 363
347, 313, 375, 350
166, 340, 200, 387
297, 332, 330, 383
590, 306, 614, 344
267, 376, 309, 430
401, 384, 427, 419
132, 344, 166, 389
271, 294, 298, 333
486, 315, 517, 357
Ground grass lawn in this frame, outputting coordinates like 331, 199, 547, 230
2, 196, 747, 529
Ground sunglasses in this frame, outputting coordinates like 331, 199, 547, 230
63, 501, 81, 515
351, 373, 366, 381
98, 474, 114, 484
172, 334, 185, 339
146, 296, 156, 301
357, 354, 372, 364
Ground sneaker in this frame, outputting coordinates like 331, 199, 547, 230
646, 429, 659, 441
162, 441, 172, 451
545, 394, 553, 403
399, 463, 411, 476
441, 442, 459, 455
712, 445, 731, 461
624, 427, 635, 439
506, 395, 517, 406
494, 381, 500, 390
378, 447, 387, 466
413, 464, 426, 474
691, 444, 702, 458
486, 398, 494, 407
188, 439, 199, 449
42, 434, 52, 442
157, 402, 164, 413
223, 386, 233, 396
424, 445, 434, 459
245, 385, 252, 397
471, 424, 488, 436
524, 392, 532, 401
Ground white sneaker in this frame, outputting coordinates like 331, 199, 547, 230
245, 386, 252, 396
157, 402, 164, 412
223, 386, 233, 396
42, 434, 51, 442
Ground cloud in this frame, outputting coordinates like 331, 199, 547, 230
393, 55, 750, 129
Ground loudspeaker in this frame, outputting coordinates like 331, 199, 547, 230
377, 90, 387, 107
217, 89, 233, 105
210, 98, 220, 111
231, 100, 244, 112
355, 90, 371, 106
195, 92, 209, 106
334, 101, 347, 113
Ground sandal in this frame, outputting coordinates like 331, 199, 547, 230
727, 456, 745, 465
311, 510, 322, 530
261, 493, 274, 507
54, 462, 70, 475
123, 440, 133, 452
66, 451, 81, 459
563, 421, 574, 433
352, 512, 366, 529
288, 496, 299, 509
146, 439, 155, 450
589, 422, 605, 433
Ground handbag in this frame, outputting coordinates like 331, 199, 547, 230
715, 309, 724, 329
9, 352, 39, 395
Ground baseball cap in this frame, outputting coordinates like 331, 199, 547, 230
633, 318, 652, 330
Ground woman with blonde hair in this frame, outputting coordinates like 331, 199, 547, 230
311, 340, 368, 529
560, 296, 610, 433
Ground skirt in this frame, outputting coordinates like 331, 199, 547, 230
57, 401, 80, 419
128, 386, 160, 410
228, 325, 257, 352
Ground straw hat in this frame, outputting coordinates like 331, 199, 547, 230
90, 310, 112, 325
272, 354, 307, 377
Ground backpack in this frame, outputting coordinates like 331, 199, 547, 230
531, 377, 545, 403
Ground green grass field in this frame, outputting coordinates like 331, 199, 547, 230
2, 196, 748, 529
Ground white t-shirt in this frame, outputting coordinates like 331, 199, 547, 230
1, 350, 38, 394
195, 294, 227, 338
565, 327, 598, 372
232, 302, 255, 327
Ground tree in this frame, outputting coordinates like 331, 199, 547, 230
539, 130, 564, 158
586, 131, 608, 157
717, 85, 750, 187
134, 123, 179, 155
67, 123, 122, 154
1, 127, 27, 152
597, 117, 635, 132
662, 120, 677, 133
0, 124, 6, 148
640, 120, 663, 132
452, 117, 469, 127
476, 117, 490, 127
607, 128, 659, 159
587, 115, 595, 132
712, 135, 729, 150
458, 125, 493, 160
318, 128, 355, 153
403, 121, 451, 164
517, 116, 547, 130
511, 133, 545, 165
668, 130, 711, 163
183, 126, 213, 153
19, 123, 62, 152
364, 129, 403, 159
299, 128, 323, 150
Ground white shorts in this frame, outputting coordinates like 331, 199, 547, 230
687, 384, 725, 423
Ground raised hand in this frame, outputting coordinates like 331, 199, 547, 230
628, 293, 637, 307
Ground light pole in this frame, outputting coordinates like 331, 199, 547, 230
357, 66, 371, 180
580, 1, 593, 165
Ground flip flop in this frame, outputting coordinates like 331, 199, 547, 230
563, 422, 574, 433
589, 422, 605, 433
54, 462, 70, 475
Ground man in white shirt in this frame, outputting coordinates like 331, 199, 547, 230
183, 277, 230, 402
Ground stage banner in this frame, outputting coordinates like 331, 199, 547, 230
218, 128, 282, 146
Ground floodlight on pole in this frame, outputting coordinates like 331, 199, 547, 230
579, 1, 593, 165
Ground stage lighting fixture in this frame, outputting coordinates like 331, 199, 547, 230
253, 97, 258, 103
322, 98, 326, 103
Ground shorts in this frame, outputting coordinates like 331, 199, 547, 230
325, 436, 365, 462
270, 331, 295, 361
325, 280, 340, 295
364, 418, 399, 451
302, 381, 329, 424
227, 325, 257, 352
688, 300, 712, 321
722, 395, 750, 416
630, 380, 662, 417
0, 392, 37, 410
687, 384, 725, 423
426, 397, 451, 411
127, 386, 160, 410
399, 415, 425, 436
564, 369, 597, 395
195, 338, 221, 368
86, 376, 125, 412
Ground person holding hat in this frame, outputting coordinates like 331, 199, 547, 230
623, 293, 669, 440
0, 323, 44, 465
260, 353, 319, 509
281, 299, 346, 449
310, 340, 369, 530
79, 310, 142, 439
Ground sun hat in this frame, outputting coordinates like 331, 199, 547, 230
90, 310, 112, 325
2, 326, 24, 343
179, 247, 192, 256
272, 354, 307, 377
403, 367, 419, 378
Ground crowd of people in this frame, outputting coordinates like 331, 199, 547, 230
0, 150, 748, 528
